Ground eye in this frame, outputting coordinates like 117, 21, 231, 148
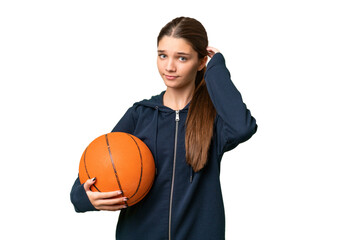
179, 56, 187, 62
159, 54, 166, 59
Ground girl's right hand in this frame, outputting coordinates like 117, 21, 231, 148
206, 46, 220, 58
84, 177, 128, 211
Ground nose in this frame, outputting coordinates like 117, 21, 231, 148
165, 58, 176, 72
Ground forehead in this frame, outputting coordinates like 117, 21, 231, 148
157, 36, 196, 54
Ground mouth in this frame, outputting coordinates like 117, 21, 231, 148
164, 74, 179, 80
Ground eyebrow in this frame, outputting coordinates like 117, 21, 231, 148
177, 52, 191, 56
157, 50, 191, 56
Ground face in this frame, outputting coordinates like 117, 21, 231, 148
157, 36, 207, 91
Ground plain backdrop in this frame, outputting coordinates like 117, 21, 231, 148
1, 0, 359, 239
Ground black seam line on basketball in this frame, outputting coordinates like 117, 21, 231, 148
105, 134, 124, 195
126, 133, 143, 200
83, 147, 101, 192
130, 172, 154, 205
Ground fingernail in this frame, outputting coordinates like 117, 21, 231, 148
124, 197, 128, 201
118, 191, 122, 195
92, 177, 96, 181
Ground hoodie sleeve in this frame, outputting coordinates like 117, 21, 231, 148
70, 176, 98, 213
205, 53, 258, 155
111, 106, 137, 133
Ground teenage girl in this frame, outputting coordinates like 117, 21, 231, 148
71, 16, 258, 240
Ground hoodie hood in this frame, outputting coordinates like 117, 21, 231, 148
135, 91, 164, 109
134, 90, 190, 112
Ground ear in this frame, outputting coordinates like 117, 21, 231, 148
197, 56, 208, 71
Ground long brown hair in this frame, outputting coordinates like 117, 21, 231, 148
157, 17, 216, 172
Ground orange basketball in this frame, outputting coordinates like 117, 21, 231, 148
79, 132, 155, 206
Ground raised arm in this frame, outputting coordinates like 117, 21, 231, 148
205, 48, 258, 154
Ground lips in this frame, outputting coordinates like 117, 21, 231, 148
165, 75, 178, 80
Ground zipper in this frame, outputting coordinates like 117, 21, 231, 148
169, 110, 179, 240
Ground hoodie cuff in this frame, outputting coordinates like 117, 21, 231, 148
207, 52, 226, 71
70, 177, 98, 213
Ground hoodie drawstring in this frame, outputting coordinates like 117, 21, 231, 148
152, 104, 192, 182
189, 167, 193, 183
154, 106, 159, 175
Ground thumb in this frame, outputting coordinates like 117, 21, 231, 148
83, 177, 96, 192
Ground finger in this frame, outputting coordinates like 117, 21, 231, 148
206, 47, 214, 55
83, 177, 96, 191
206, 47, 220, 58
207, 46, 220, 53
99, 204, 128, 211
92, 190, 123, 199
97, 197, 128, 207
206, 50, 215, 58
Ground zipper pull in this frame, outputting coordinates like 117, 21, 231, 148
175, 110, 180, 122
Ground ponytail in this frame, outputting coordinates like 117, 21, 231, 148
185, 67, 216, 172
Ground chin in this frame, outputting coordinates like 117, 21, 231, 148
163, 79, 180, 89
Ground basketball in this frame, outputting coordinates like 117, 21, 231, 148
79, 132, 155, 206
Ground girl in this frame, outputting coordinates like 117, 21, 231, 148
71, 16, 257, 240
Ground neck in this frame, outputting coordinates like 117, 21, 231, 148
163, 85, 195, 110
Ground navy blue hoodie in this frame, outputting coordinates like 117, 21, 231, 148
70, 53, 258, 240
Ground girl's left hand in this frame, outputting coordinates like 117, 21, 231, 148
207, 46, 220, 58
